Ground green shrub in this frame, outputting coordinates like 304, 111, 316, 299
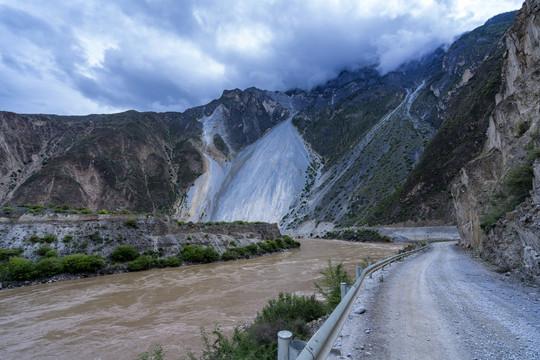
245, 244, 259, 255
29, 235, 41, 244
257, 241, 270, 253
314, 260, 353, 309
98, 209, 109, 214
62, 235, 73, 243
124, 218, 138, 228
142, 249, 159, 258
88, 231, 103, 243
232, 247, 248, 258
166, 257, 181, 267
111, 245, 139, 262
128, 255, 154, 271
45, 250, 58, 258
54, 206, 66, 213
42, 234, 57, 244
134, 344, 165, 360
505, 164, 534, 198
181, 293, 326, 360
265, 240, 279, 252
59, 254, 105, 273
254, 292, 327, 338
181, 245, 220, 264
36, 244, 52, 256
282, 235, 301, 248
155, 258, 168, 268
35, 257, 63, 277
221, 251, 237, 261
5, 257, 37, 281
481, 164, 534, 231
0, 248, 23, 261
515, 121, 530, 137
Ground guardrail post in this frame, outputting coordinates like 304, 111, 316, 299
278, 330, 292, 360
355, 266, 361, 280
340, 282, 348, 300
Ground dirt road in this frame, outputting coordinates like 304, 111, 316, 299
330, 242, 540, 360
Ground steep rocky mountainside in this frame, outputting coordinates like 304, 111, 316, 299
452, 0, 540, 283
0, 89, 292, 214
370, 0, 538, 282
282, 12, 516, 233
0, 10, 522, 243
363, 12, 515, 226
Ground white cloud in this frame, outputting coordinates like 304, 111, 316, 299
0, 0, 524, 115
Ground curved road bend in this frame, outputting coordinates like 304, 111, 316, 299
332, 242, 540, 360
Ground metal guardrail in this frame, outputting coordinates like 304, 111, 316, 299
292, 243, 429, 360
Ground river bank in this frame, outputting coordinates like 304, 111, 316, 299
0, 215, 292, 289
0, 234, 299, 290
0, 239, 405, 360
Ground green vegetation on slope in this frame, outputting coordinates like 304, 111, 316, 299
368, 46, 505, 225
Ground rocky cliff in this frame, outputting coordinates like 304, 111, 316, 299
364, 12, 515, 226
0, 213, 282, 261
452, 0, 540, 283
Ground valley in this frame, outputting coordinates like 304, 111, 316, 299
0, 1, 539, 359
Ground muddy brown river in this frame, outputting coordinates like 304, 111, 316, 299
0, 239, 404, 360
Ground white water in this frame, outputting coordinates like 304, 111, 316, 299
185, 115, 311, 223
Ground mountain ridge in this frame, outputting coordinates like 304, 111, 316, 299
0, 10, 522, 234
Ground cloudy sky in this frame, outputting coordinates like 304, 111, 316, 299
0, 0, 523, 115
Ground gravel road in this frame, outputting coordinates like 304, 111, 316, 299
330, 242, 540, 360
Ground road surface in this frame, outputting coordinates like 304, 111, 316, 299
330, 242, 540, 360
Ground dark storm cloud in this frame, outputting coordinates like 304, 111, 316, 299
0, 0, 522, 115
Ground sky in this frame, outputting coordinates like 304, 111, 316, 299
0, 0, 523, 115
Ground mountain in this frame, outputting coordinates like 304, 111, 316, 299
371, 0, 539, 283
0, 11, 515, 225
282, 11, 516, 232
2, 3, 538, 284
0, 89, 293, 214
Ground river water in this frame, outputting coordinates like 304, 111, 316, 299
0, 239, 404, 360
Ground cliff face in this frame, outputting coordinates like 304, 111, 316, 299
452, 0, 540, 283
364, 12, 515, 226
0, 213, 282, 261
